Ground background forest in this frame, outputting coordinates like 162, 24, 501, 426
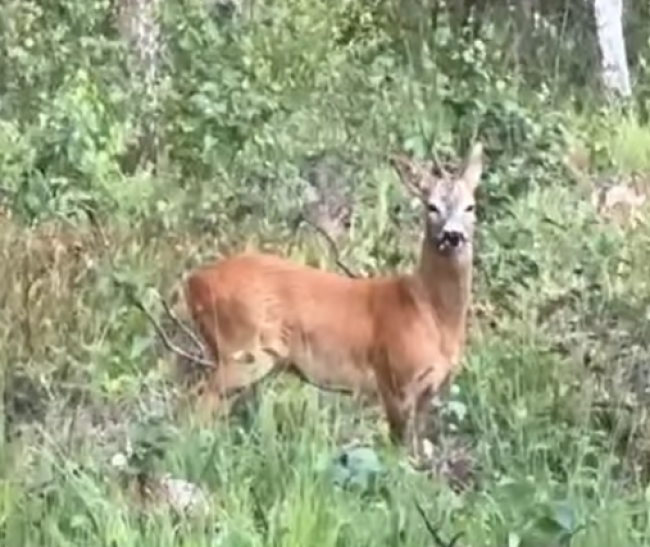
2, 0, 650, 545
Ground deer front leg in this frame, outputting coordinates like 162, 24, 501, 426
427, 374, 452, 443
405, 401, 422, 463
412, 392, 438, 469
378, 381, 408, 446
405, 372, 438, 469
377, 373, 431, 466
401, 399, 432, 470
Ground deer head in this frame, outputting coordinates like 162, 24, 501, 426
391, 142, 484, 264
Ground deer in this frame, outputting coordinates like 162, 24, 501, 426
160, 142, 484, 464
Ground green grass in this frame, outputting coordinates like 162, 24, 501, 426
3, 171, 650, 546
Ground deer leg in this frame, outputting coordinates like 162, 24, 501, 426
411, 386, 436, 468
377, 381, 408, 447
404, 370, 438, 469
400, 397, 431, 470
405, 401, 420, 460
428, 374, 452, 443
195, 350, 279, 420
189, 309, 278, 412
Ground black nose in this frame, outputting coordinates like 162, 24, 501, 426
443, 231, 463, 247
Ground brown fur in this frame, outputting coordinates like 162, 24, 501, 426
183, 143, 484, 461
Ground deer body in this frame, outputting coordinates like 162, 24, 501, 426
187, 253, 380, 394
182, 143, 484, 461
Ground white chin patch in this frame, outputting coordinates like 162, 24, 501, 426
436, 238, 467, 255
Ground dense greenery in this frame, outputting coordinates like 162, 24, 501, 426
3, 0, 650, 545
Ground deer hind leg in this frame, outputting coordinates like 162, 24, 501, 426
189, 309, 279, 419
196, 350, 279, 419
196, 324, 291, 420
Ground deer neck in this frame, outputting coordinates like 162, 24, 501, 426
414, 238, 473, 338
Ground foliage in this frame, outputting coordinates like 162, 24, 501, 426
2, 0, 650, 545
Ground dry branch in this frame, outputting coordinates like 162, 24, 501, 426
299, 214, 359, 278
413, 497, 465, 547
113, 275, 214, 369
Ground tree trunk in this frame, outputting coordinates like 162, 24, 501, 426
114, 0, 162, 172
592, 0, 631, 98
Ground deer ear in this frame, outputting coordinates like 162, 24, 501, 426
390, 154, 428, 199
461, 142, 484, 191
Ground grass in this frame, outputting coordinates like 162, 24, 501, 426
0, 173, 650, 546
3, 117, 650, 547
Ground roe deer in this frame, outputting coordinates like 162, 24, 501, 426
181, 142, 484, 463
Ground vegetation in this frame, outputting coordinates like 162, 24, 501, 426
2, 0, 650, 545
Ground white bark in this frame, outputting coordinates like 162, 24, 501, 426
592, 0, 631, 98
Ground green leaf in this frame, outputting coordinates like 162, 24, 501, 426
324, 445, 384, 493
552, 501, 577, 533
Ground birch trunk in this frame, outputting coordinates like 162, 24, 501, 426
592, 0, 631, 98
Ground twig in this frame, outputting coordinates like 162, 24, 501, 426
413, 497, 464, 547
158, 294, 208, 357
299, 214, 359, 279
250, 489, 271, 536
80, 204, 109, 251
82, 205, 212, 367
112, 275, 214, 369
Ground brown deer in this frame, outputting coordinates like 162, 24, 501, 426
164, 143, 484, 463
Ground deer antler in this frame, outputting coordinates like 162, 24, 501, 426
112, 274, 214, 369
429, 145, 453, 178
413, 498, 465, 547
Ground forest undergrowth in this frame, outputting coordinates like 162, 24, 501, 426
3, 0, 650, 545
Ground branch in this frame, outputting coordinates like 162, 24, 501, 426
299, 214, 359, 279
77, 205, 212, 370
413, 498, 465, 547
112, 275, 214, 369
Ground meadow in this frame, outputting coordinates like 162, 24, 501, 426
3, 0, 650, 545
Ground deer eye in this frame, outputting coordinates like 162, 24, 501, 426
427, 203, 440, 215
465, 204, 475, 213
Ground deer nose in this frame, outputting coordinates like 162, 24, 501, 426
442, 230, 464, 248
